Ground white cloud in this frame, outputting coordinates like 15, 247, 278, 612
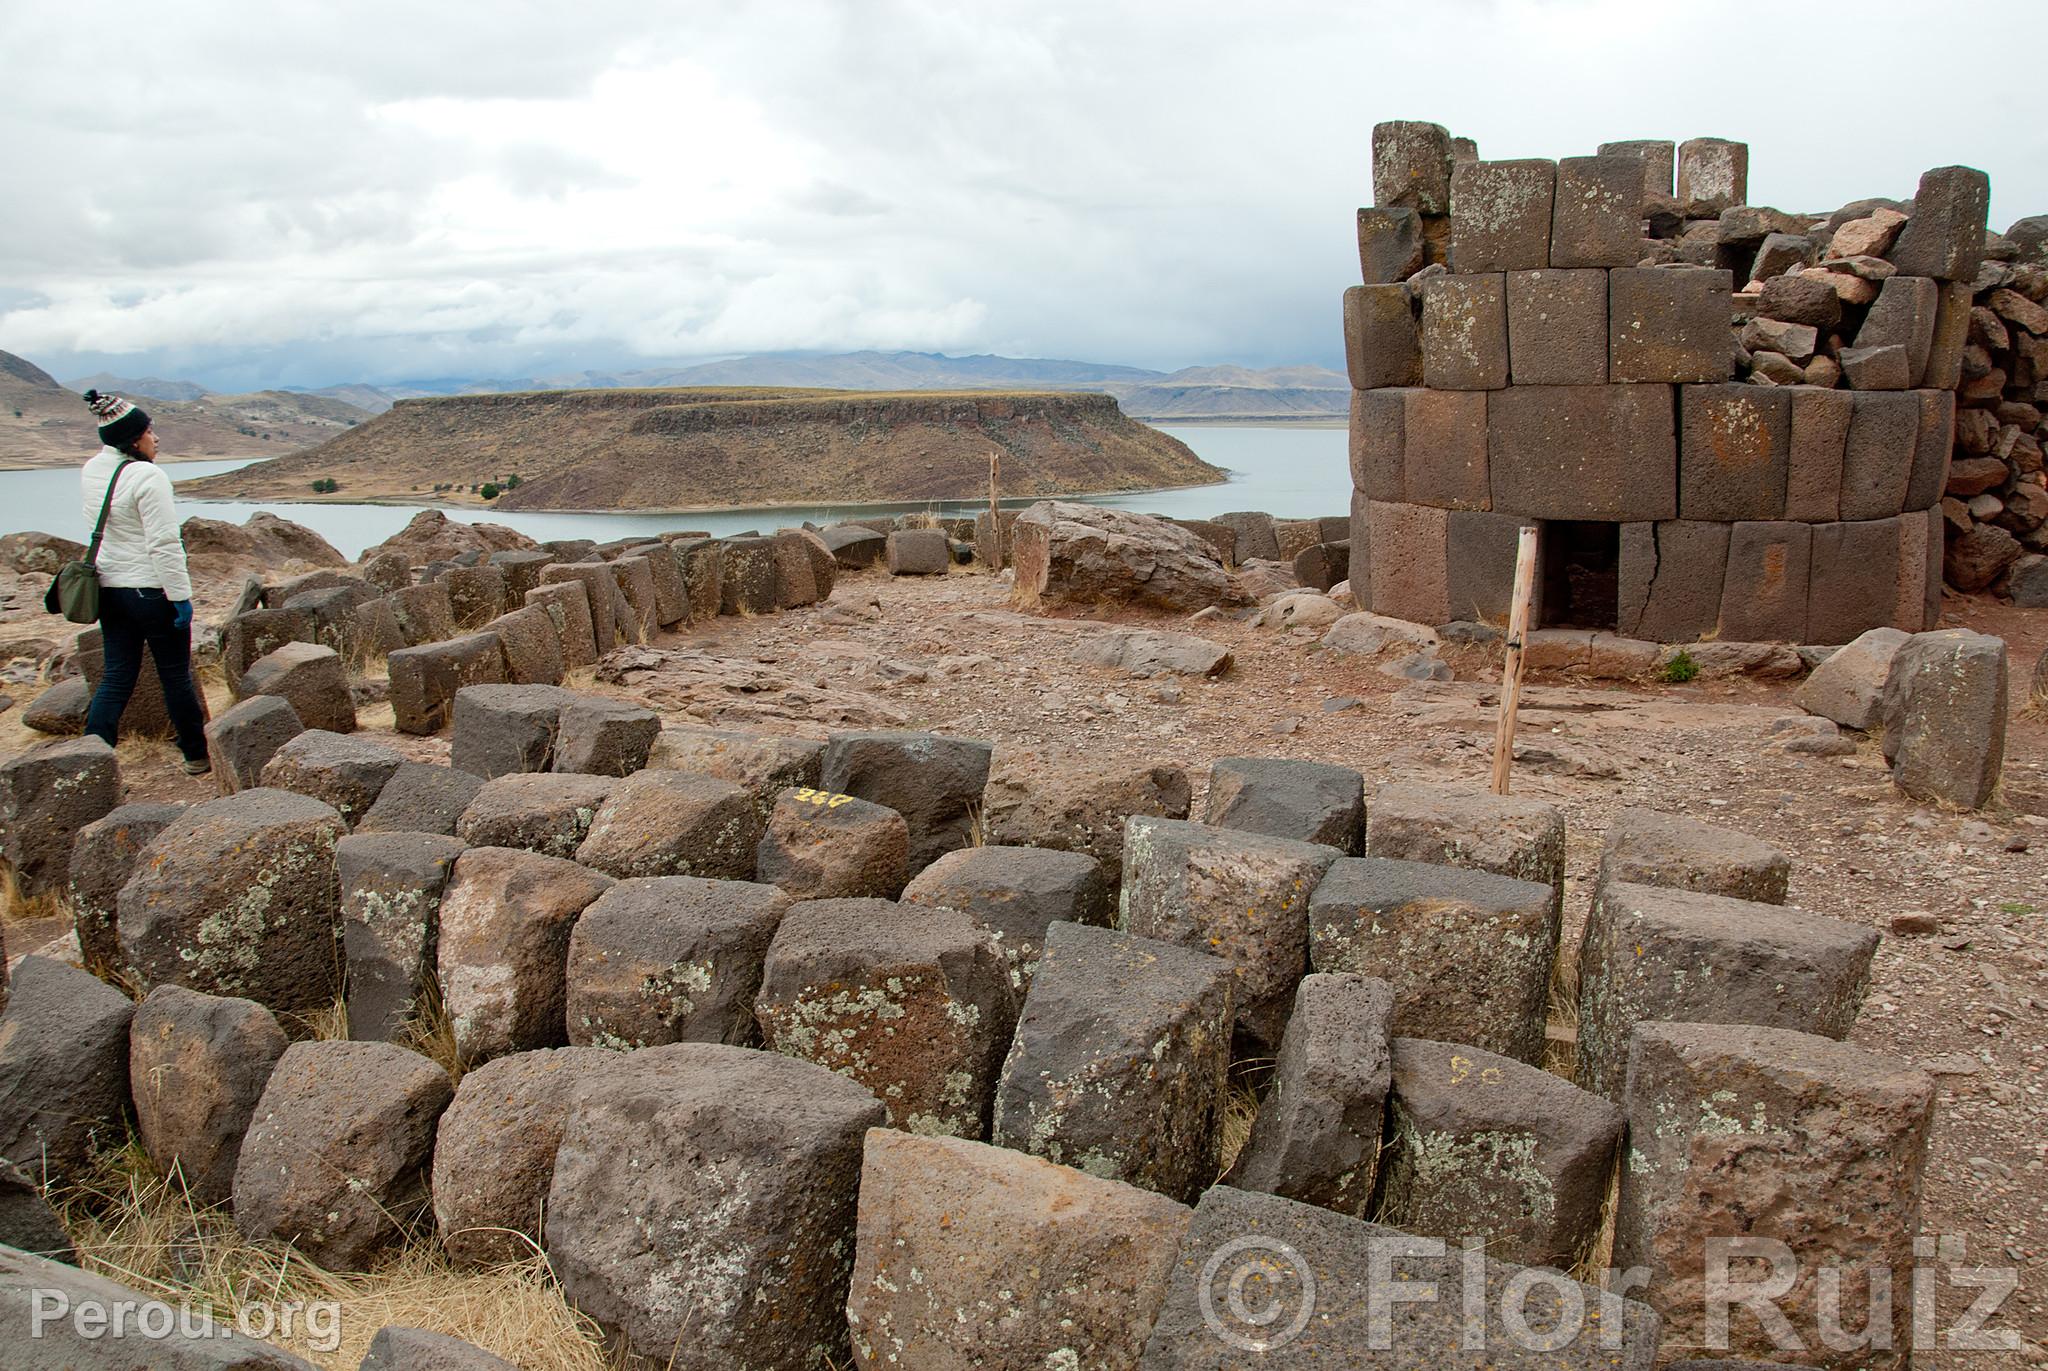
4, 0, 2043, 389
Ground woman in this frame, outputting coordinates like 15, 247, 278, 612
78, 389, 211, 775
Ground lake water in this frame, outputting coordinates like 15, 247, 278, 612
0, 424, 1351, 560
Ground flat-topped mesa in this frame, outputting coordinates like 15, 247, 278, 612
178, 386, 1223, 513
1349, 120, 1997, 646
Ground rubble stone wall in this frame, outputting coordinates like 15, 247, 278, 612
1348, 121, 2039, 642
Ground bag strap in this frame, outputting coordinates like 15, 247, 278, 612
84, 457, 138, 569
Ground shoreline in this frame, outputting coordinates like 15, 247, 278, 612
173, 474, 1239, 520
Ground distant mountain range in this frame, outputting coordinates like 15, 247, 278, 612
68, 350, 1350, 421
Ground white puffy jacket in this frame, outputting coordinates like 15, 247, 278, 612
79, 447, 193, 602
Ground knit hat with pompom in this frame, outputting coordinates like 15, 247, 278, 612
84, 389, 151, 449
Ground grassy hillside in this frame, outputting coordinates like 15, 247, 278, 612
179, 386, 1226, 511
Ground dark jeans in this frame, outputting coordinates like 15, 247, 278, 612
84, 586, 210, 762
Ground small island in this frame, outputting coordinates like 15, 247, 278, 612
176, 386, 1225, 512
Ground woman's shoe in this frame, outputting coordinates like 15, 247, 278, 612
181, 756, 212, 776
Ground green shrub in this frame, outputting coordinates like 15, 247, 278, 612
309, 477, 340, 494
505, 474, 522, 489
1662, 649, 1700, 684
480, 482, 501, 500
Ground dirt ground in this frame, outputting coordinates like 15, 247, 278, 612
3, 562, 2044, 1365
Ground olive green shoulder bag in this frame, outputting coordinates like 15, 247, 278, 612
45, 457, 138, 624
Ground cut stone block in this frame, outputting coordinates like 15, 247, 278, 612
449, 683, 575, 779
1309, 855, 1557, 1064
388, 581, 457, 648
68, 801, 185, 972
1448, 159, 1555, 273
442, 562, 506, 631
1135, 1185, 1658, 1368
753, 785, 909, 900
1371, 119, 1452, 214
359, 1328, 517, 1371
1444, 508, 1525, 622
203, 694, 304, 794
485, 604, 565, 686
1342, 283, 1421, 389
991, 921, 1232, 1203
608, 554, 660, 640
283, 583, 379, 662
19, 677, 88, 736
437, 845, 613, 1064
551, 694, 659, 777
1365, 781, 1566, 916
982, 751, 1192, 891
1549, 154, 1641, 269
621, 542, 691, 626
1784, 386, 1853, 522
116, 788, 346, 1016
1356, 205, 1424, 284
1924, 279, 1973, 390
1795, 627, 1910, 731
1377, 1036, 1622, 1269
0, 736, 119, 899
1399, 387, 1489, 510
1676, 137, 1748, 208
718, 534, 781, 611
1840, 342, 1911, 390
1292, 540, 1348, 592
1121, 816, 1340, 1054
1888, 164, 1991, 281
488, 548, 555, 603
1575, 880, 1879, 1099
901, 843, 1113, 994
1615, 1023, 1934, 1368
1609, 267, 1736, 383
1598, 138, 1675, 205
1225, 972, 1392, 1216
1204, 755, 1365, 853
524, 580, 598, 668
820, 524, 887, 569
538, 563, 619, 649
848, 1128, 1192, 1371
220, 606, 317, 696
1365, 498, 1450, 624
1879, 628, 2007, 809
0, 1159, 73, 1262
648, 725, 826, 823
1616, 519, 1730, 642
1806, 517, 1900, 644
129, 984, 287, 1205
1594, 808, 1790, 905
1218, 511, 1280, 564
1348, 487, 1371, 598
566, 874, 790, 1049
0, 956, 134, 1185
1679, 383, 1790, 520
1905, 387, 1954, 512
1858, 275, 1940, 385
456, 772, 613, 859
1716, 520, 1812, 643
575, 769, 762, 880
357, 761, 484, 837
544, 1043, 884, 1370
338, 831, 465, 1042
258, 728, 404, 829
1488, 383, 1678, 520
353, 595, 408, 659
1420, 273, 1509, 390
232, 1040, 452, 1270
430, 1046, 617, 1265
388, 631, 507, 735
885, 527, 950, 575
1839, 390, 1919, 519
1346, 386, 1405, 502
820, 729, 993, 875
1507, 268, 1608, 385
756, 897, 1014, 1137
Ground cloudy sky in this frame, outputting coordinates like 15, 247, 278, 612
4, 0, 2042, 391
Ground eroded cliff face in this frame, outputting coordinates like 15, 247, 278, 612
178, 388, 1223, 511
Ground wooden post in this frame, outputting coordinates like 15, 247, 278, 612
987, 450, 1002, 566
1490, 525, 1540, 796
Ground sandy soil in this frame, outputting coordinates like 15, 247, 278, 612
3, 563, 2044, 1364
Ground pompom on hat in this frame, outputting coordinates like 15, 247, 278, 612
83, 388, 151, 450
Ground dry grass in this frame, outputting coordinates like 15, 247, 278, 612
1, 863, 70, 926
395, 977, 466, 1084
1569, 1148, 1623, 1286
1541, 939, 1582, 1082
1214, 1056, 1275, 1179
284, 996, 352, 1044
55, 1143, 615, 1371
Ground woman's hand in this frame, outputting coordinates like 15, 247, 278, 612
171, 600, 194, 630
